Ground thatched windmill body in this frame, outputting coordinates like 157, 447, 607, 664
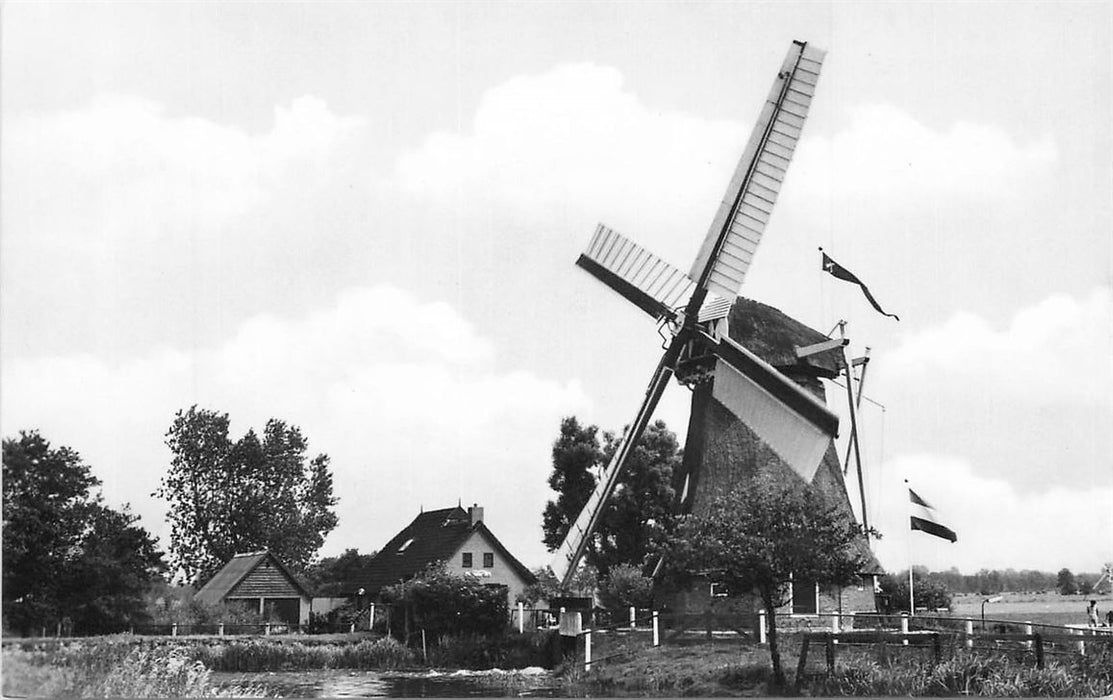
551, 41, 877, 590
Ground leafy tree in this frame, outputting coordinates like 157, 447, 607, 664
3, 430, 165, 635
382, 563, 507, 641
305, 548, 377, 592
597, 563, 654, 612
518, 567, 561, 606
541, 417, 601, 552
1058, 568, 1078, 595
878, 571, 953, 613
658, 475, 872, 687
542, 417, 681, 580
154, 406, 339, 584
593, 420, 681, 578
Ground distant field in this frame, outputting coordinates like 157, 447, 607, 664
949, 591, 1113, 628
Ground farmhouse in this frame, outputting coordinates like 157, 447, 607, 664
351, 504, 536, 604
194, 550, 313, 625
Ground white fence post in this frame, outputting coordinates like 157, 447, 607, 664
171, 623, 178, 637
218, 623, 224, 637
758, 610, 767, 645
1024, 621, 1033, 650
370, 603, 376, 631
518, 602, 525, 634
1076, 628, 1086, 656
630, 606, 636, 629
965, 619, 974, 649
584, 629, 592, 671
652, 611, 660, 647
900, 613, 909, 646
831, 612, 840, 644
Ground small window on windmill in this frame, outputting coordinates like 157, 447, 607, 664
397, 538, 414, 554
710, 582, 729, 598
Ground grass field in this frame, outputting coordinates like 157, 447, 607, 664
949, 592, 1113, 627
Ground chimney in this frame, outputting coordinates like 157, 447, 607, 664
468, 504, 484, 527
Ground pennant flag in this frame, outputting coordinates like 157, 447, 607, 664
909, 488, 957, 543
820, 248, 900, 321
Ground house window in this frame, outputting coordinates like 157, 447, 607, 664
483, 552, 494, 568
462, 552, 473, 568
791, 578, 818, 615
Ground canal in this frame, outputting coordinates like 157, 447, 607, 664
213, 667, 565, 697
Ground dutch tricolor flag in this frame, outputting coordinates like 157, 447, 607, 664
909, 488, 957, 543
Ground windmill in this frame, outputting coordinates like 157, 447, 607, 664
551, 40, 857, 588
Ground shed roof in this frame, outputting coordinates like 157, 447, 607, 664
194, 550, 313, 605
350, 507, 536, 597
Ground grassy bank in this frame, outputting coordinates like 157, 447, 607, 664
562, 638, 1113, 697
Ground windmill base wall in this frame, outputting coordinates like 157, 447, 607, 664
663, 577, 879, 626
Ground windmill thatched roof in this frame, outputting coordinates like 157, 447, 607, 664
728, 297, 842, 378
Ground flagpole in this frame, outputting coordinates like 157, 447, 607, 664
839, 322, 869, 535
906, 478, 915, 616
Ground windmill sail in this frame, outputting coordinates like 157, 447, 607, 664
552, 40, 831, 589
689, 41, 825, 300
577, 224, 730, 322
550, 346, 680, 587
708, 334, 838, 481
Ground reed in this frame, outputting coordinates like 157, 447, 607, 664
2, 642, 268, 697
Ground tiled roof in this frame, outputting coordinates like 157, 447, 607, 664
350, 507, 535, 597
194, 550, 312, 604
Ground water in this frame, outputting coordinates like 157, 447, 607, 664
213, 668, 564, 697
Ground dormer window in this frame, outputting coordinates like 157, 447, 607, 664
397, 538, 414, 553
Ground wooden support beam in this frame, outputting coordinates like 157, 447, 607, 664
795, 337, 848, 358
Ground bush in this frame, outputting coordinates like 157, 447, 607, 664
382, 563, 507, 639
596, 564, 653, 614
878, 573, 952, 613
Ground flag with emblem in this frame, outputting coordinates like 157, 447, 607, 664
820, 248, 900, 321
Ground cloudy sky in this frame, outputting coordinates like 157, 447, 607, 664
3, 2, 1110, 578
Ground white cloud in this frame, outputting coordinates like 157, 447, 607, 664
793, 103, 1057, 204
0, 285, 589, 570
2, 94, 365, 240
393, 63, 743, 261
880, 287, 1112, 406
869, 453, 1112, 574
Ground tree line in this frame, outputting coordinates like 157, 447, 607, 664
3, 406, 340, 636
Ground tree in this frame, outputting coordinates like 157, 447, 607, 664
154, 406, 339, 584
1058, 568, 1078, 595
3, 431, 165, 635
541, 417, 681, 579
382, 563, 507, 641
597, 563, 654, 613
305, 548, 377, 592
541, 417, 601, 552
518, 567, 561, 606
593, 420, 681, 578
658, 475, 872, 687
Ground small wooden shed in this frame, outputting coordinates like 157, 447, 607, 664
194, 550, 313, 625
